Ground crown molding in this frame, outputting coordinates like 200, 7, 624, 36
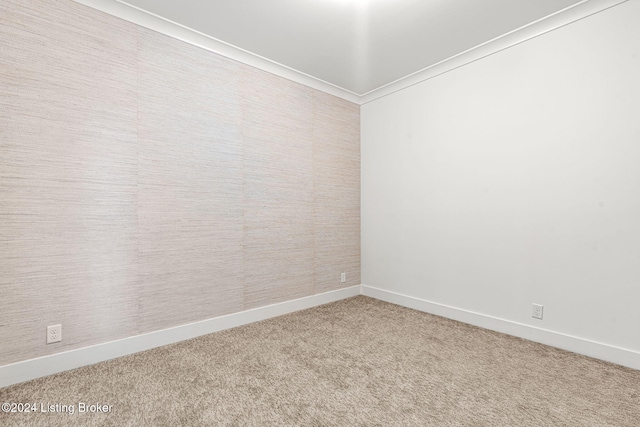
72, 0, 361, 104
359, 0, 629, 105
74, 0, 627, 106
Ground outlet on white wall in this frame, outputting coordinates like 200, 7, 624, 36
532, 304, 544, 320
341, 273, 346, 283
47, 324, 62, 344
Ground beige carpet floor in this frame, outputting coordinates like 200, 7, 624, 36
1, 296, 638, 426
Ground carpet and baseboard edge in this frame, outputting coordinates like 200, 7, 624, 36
0, 285, 360, 388
361, 285, 640, 371
2, 283, 638, 388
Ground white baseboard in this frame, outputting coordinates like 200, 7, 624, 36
4, 283, 636, 388
361, 285, 640, 371
0, 286, 360, 389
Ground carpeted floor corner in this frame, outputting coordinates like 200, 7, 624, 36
1, 296, 638, 426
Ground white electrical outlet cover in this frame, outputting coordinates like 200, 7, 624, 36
532, 304, 544, 320
47, 324, 62, 344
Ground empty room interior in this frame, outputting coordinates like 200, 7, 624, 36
1, 0, 639, 425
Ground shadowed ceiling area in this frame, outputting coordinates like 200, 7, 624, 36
118, 0, 583, 95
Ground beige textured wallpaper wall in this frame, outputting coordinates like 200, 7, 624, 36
0, 0, 360, 366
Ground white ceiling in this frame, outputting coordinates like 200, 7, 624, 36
118, 0, 584, 96
76, 0, 623, 102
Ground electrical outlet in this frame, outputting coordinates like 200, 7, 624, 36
340, 273, 346, 283
47, 324, 62, 344
532, 304, 544, 320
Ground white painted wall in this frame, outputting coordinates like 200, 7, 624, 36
362, 0, 640, 359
